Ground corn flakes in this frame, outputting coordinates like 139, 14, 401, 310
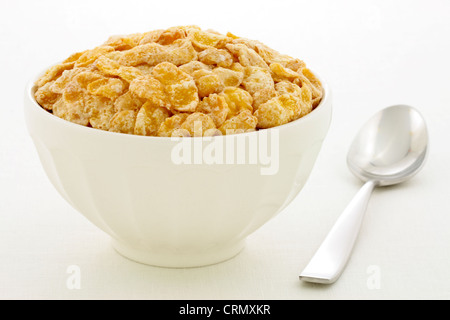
134, 101, 171, 136
219, 87, 253, 118
226, 43, 268, 69
219, 109, 257, 135
181, 112, 217, 137
254, 94, 301, 129
35, 81, 60, 110
35, 26, 322, 136
157, 113, 189, 137
196, 94, 228, 127
109, 110, 137, 134
152, 62, 199, 112
87, 78, 127, 100
89, 101, 116, 130
213, 67, 244, 87
198, 48, 233, 68
114, 90, 145, 112
129, 75, 167, 107
242, 66, 274, 96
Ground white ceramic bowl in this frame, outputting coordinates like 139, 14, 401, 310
24, 71, 332, 267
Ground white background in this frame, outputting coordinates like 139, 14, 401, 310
1, 0, 450, 299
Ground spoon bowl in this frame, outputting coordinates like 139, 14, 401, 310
347, 105, 428, 186
300, 104, 428, 284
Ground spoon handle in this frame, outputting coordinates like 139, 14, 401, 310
299, 180, 376, 284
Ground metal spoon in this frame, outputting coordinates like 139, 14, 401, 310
299, 105, 428, 284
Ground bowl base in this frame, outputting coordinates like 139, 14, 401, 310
111, 239, 245, 268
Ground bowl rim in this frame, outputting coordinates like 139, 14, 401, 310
26, 65, 331, 140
